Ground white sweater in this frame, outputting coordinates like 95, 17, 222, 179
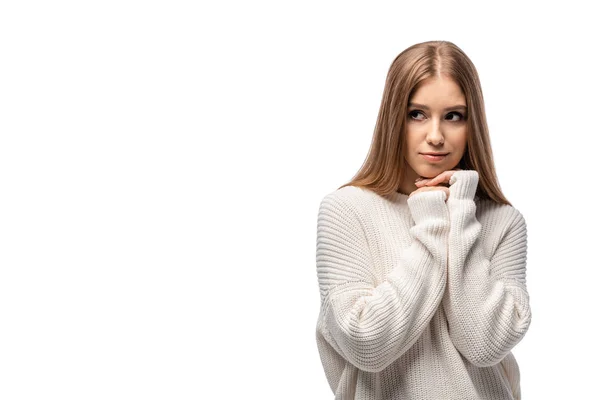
315, 170, 532, 400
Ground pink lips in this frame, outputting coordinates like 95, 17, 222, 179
420, 153, 447, 162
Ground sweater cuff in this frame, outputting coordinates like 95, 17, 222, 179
407, 190, 449, 225
449, 170, 479, 201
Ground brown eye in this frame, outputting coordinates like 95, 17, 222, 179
409, 110, 425, 120
446, 112, 464, 121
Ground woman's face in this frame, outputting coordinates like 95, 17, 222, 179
400, 75, 468, 193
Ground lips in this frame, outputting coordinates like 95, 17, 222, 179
420, 153, 447, 162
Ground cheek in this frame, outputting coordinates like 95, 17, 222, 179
405, 134, 420, 152
449, 139, 467, 163
448, 153, 462, 167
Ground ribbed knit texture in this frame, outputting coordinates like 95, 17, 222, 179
315, 170, 531, 400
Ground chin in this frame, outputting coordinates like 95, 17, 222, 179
415, 168, 444, 178
415, 161, 458, 178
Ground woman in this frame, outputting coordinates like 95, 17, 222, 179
315, 40, 532, 400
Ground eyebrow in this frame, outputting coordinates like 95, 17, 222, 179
408, 102, 467, 111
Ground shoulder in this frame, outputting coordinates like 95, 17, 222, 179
321, 186, 379, 209
476, 197, 526, 232
316, 186, 379, 242
318, 185, 380, 217
472, 200, 528, 259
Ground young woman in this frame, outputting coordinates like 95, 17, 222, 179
315, 40, 532, 400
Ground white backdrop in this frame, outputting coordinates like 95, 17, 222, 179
1, 1, 598, 399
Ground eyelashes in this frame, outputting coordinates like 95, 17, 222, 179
408, 110, 466, 121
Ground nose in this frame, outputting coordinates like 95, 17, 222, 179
426, 121, 444, 145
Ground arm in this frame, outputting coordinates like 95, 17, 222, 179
316, 190, 450, 373
443, 170, 532, 367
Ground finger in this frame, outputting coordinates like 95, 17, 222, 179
427, 177, 440, 186
426, 176, 443, 186
429, 170, 454, 186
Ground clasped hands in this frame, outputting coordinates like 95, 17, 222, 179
409, 168, 463, 200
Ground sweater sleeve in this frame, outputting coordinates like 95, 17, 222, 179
316, 190, 450, 373
443, 170, 532, 367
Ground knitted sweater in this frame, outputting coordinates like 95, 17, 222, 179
315, 170, 532, 400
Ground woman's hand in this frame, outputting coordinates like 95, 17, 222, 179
415, 168, 462, 188
410, 168, 463, 201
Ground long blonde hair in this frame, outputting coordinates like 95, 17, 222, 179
339, 40, 511, 206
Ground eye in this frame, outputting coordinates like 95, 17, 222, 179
446, 112, 465, 121
408, 110, 425, 121
409, 110, 466, 122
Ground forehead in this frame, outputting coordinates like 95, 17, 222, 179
410, 76, 465, 105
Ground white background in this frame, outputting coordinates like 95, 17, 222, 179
1, 1, 598, 399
